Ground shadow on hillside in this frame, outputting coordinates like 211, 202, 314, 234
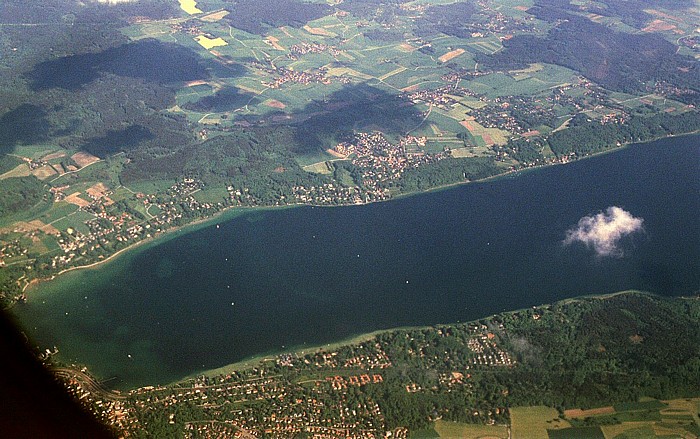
0, 104, 51, 154
80, 125, 156, 159
290, 83, 424, 154
28, 39, 215, 91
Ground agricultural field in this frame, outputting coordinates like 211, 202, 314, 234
105, 0, 698, 158
0, 0, 698, 308
505, 399, 700, 439
548, 398, 700, 439
114, 0, 554, 148
434, 420, 508, 438
510, 406, 571, 439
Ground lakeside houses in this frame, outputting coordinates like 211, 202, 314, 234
53, 318, 519, 437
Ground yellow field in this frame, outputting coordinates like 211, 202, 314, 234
457, 117, 510, 146
564, 406, 615, 418
179, 0, 202, 15
434, 420, 508, 438
439, 48, 466, 63
65, 192, 91, 207
303, 25, 336, 37
41, 151, 66, 161
194, 35, 228, 49
29, 219, 60, 236
662, 397, 700, 416
510, 406, 571, 439
71, 151, 100, 168
262, 99, 286, 109
0, 220, 59, 236
265, 36, 285, 51
200, 10, 229, 22
556, 398, 700, 439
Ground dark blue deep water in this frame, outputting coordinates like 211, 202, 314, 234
13, 135, 700, 388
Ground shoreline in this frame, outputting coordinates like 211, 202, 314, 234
19, 130, 700, 298
53, 290, 662, 391
20, 205, 266, 296
49, 289, 696, 392
180, 290, 666, 386
393, 129, 700, 199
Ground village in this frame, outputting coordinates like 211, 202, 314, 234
53, 317, 519, 438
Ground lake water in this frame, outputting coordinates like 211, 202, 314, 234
12, 135, 700, 389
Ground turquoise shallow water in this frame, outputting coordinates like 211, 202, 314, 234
12, 134, 700, 389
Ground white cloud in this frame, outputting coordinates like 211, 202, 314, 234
564, 206, 644, 257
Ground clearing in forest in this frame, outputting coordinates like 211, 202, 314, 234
433, 420, 508, 438
195, 35, 228, 50
510, 406, 571, 439
200, 10, 229, 22
439, 48, 466, 63
179, 0, 202, 15
71, 152, 100, 168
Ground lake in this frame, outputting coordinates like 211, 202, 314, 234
12, 134, 700, 389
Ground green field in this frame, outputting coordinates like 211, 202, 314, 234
37, 202, 79, 225
548, 426, 605, 439
510, 406, 571, 439
562, 398, 700, 439
50, 210, 96, 234
434, 420, 508, 438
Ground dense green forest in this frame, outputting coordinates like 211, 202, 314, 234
533, 0, 696, 28
200, 0, 332, 35
495, 111, 700, 163
0, 155, 22, 174
547, 112, 700, 157
355, 294, 700, 430
481, 15, 699, 101
391, 157, 501, 192
293, 84, 423, 152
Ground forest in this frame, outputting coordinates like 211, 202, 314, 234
546, 111, 700, 157
208, 0, 333, 35
533, 0, 696, 28
481, 14, 699, 101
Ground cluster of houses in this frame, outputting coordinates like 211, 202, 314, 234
55, 317, 522, 438
262, 66, 330, 89
340, 132, 450, 193
288, 42, 340, 58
